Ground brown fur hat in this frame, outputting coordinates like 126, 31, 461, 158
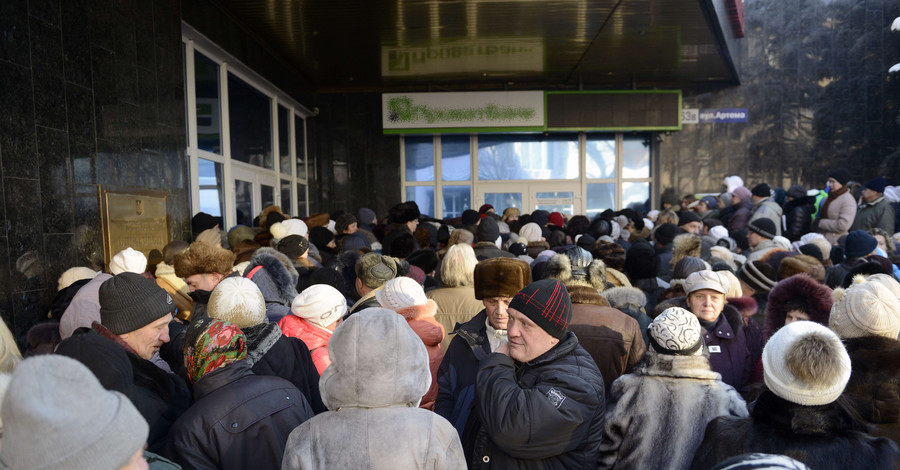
258, 205, 286, 229
543, 248, 606, 291
778, 254, 825, 283
174, 242, 236, 278
474, 258, 532, 300
305, 213, 331, 229
671, 233, 702, 266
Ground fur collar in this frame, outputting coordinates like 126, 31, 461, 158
526, 240, 550, 249
843, 335, 900, 376
764, 274, 833, 338
243, 322, 282, 367
566, 284, 610, 306
544, 253, 606, 291
396, 299, 438, 321
634, 349, 720, 380
247, 248, 299, 304
602, 286, 646, 311
751, 390, 870, 434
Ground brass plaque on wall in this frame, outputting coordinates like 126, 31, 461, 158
100, 188, 170, 270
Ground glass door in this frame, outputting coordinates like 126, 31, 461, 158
232, 166, 278, 227
476, 183, 581, 216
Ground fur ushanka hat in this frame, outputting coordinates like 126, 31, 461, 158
389, 201, 421, 224
474, 257, 532, 300
174, 241, 236, 278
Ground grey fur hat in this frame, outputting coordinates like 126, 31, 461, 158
601, 286, 647, 312
543, 247, 607, 291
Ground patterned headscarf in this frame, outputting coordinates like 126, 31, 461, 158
183, 318, 246, 383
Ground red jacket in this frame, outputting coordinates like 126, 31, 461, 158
397, 300, 445, 410
278, 315, 332, 375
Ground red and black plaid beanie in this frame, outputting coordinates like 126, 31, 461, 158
509, 279, 573, 339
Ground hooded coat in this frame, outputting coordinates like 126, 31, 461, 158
783, 195, 817, 242
597, 350, 748, 470
763, 274, 833, 339
244, 248, 299, 322
396, 300, 445, 410
278, 315, 333, 375
690, 391, 900, 470
166, 361, 314, 470
749, 197, 783, 237
282, 309, 465, 469
465, 332, 606, 469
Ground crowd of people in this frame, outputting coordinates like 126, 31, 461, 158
2, 170, 900, 469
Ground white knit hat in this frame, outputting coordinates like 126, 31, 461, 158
859, 273, 900, 299
709, 225, 729, 241
375, 277, 427, 311
829, 281, 900, 339
648, 307, 703, 355
762, 320, 851, 406
57, 267, 98, 291
208, 277, 266, 328
684, 270, 732, 295
271, 219, 309, 241
1, 355, 148, 470
773, 236, 792, 250
108, 247, 147, 275
291, 284, 347, 329
518, 223, 542, 244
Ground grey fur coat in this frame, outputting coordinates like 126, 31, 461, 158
281, 308, 464, 469
597, 350, 748, 470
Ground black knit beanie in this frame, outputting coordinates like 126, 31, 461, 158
99, 273, 174, 335
509, 279, 573, 340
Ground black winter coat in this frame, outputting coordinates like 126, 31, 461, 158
435, 310, 491, 436
244, 322, 328, 414
167, 361, 314, 470
690, 391, 900, 470
782, 196, 816, 242
843, 335, 900, 444
464, 332, 606, 469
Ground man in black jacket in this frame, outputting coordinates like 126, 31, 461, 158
782, 185, 817, 242
464, 279, 606, 469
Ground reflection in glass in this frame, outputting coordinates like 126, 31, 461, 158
406, 186, 435, 217
442, 186, 471, 219
278, 105, 291, 176
405, 136, 434, 182
228, 73, 273, 169
623, 182, 650, 212
587, 183, 616, 218
281, 179, 292, 216
198, 159, 225, 217
235, 179, 253, 227
194, 51, 221, 154
296, 183, 307, 217
441, 135, 470, 181
477, 134, 578, 180
586, 135, 616, 179
485, 192, 522, 212
261, 184, 275, 210
295, 116, 307, 180
535, 191, 575, 215
623, 136, 651, 178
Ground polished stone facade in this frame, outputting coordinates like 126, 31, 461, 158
0, 0, 188, 345
661, 0, 900, 196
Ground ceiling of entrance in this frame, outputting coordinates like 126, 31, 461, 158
213, 0, 740, 92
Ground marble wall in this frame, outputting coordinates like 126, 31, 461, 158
0, 0, 188, 346
661, 0, 900, 196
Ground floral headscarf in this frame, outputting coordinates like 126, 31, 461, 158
183, 318, 246, 383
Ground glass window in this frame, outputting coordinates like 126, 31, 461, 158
477, 134, 578, 180
623, 136, 651, 178
281, 179, 292, 216
442, 185, 471, 219
485, 192, 522, 212
278, 105, 291, 176
587, 183, 616, 218
534, 191, 575, 215
228, 73, 273, 169
441, 135, 470, 181
622, 182, 651, 212
586, 135, 616, 179
234, 179, 253, 227
261, 184, 275, 210
405, 136, 434, 182
296, 183, 307, 217
406, 186, 435, 217
194, 51, 221, 154
295, 115, 307, 180
197, 159, 225, 217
